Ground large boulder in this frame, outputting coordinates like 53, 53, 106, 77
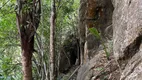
113, 0, 142, 79
120, 46, 142, 80
113, 0, 142, 60
77, 0, 142, 79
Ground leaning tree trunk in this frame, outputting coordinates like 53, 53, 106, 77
15, 0, 41, 80
49, 0, 56, 80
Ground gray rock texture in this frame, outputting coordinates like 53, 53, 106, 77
77, 49, 120, 80
113, 0, 142, 60
120, 46, 142, 80
113, 0, 142, 79
77, 0, 142, 80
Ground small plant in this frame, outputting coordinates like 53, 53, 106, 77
89, 27, 110, 60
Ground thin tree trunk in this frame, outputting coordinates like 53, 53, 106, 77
49, 0, 56, 80
79, 0, 87, 64
15, 0, 41, 80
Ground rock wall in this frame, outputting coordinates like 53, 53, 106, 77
79, 0, 113, 64
77, 0, 142, 80
77, 0, 114, 79
113, 0, 142, 79
113, 0, 142, 60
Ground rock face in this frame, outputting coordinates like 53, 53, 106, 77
77, 50, 120, 80
113, 0, 142, 60
77, 0, 114, 79
120, 47, 142, 80
79, 0, 114, 64
113, 0, 142, 79
77, 0, 142, 80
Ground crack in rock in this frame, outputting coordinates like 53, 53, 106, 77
121, 34, 142, 60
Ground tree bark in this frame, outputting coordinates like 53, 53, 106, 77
79, 0, 87, 64
15, 0, 41, 80
21, 35, 34, 80
49, 0, 56, 80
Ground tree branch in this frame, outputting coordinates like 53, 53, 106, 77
0, 0, 10, 10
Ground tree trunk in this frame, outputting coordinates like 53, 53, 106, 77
21, 35, 34, 80
49, 0, 56, 80
79, 0, 87, 64
16, 0, 41, 80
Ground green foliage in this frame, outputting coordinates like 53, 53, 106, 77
0, 0, 22, 79
89, 27, 110, 60
89, 27, 101, 39
0, 52, 22, 80
0, 0, 79, 79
